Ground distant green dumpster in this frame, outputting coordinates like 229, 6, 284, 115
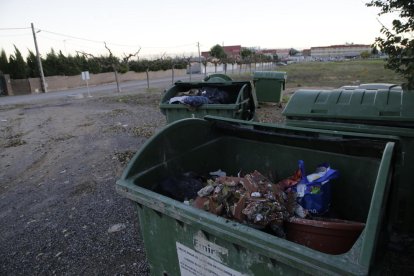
203, 73, 233, 82
253, 71, 287, 103
160, 80, 256, 123
116, 115, 395, 275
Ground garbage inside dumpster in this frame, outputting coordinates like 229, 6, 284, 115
160, 81, 256, 123
155, 172, 205, 202
168, 87, 231, 108
154, 160, 363, 252
293, 160, 339, 215
191, 170, 296, 238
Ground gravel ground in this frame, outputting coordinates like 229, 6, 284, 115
0, 87, 293, 275
0, 92, 167, 275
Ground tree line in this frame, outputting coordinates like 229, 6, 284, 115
0, 44, 280, 80
0, 46, 188, 79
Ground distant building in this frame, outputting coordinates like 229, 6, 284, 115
311, 44, 371, 59
258, 49, 277, 55
223, 45, 241, 58
302, 49, 311, 57
275, 49, 290, 59
201, 45, 242, 59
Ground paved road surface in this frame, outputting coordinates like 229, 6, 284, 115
0, 74, 204, 106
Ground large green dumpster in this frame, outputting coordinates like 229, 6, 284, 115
160, 81, 256, 123
116, 116, 396, 275
253, 71, 287, 103
283, 85, 414, 273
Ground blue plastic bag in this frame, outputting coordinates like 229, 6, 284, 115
294, 160, 339, 215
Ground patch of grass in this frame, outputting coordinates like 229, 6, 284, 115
282, 95, 291, 104
107, 95, 137, 104
77, 121, 94, 127
4, 138, 26, 148
0, 127, 26, 148
7, 133, 23, 139
106, 94, 160, 106
0, 104, 27, 112
104, 125, 128, 134
132, 125, 154, 138
113, 150, 136, 165
230, 59, 404, 88
0, 125, 12, 136
70, 180, 97, 197
108, 108, 130, 117
51, 134, 75, 142
279, 59, 403, 88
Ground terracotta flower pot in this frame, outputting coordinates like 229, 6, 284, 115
285, 217, 365, 255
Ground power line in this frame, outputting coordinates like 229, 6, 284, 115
39, 28, 194, 49
40, 29, 105, 44
2, 25, 196, 51
37, 33, 67, 43
39, 29, 140, 48
142, 43, 196, 49
0, 27, 31, 30
60, 39, 99, 51
0, 33, 32, 37
1, 25, 199, 58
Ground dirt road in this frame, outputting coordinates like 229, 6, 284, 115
0, 87, 295, 275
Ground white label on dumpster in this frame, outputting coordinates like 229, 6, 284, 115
176, 242, 242, 276
193, 231, 228, 262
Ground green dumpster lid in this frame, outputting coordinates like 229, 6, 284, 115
357, 83, 403, 90
282, 87, 414, 126
203, 73, 233, 82
253, 71, 287, 80
339, 83, 403, 91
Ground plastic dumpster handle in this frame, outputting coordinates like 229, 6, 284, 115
359, 141, 395, 267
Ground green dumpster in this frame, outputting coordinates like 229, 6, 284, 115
203, 73, 233, 82
160, 81, 256, 123
283, 85, 414, 273
253, 71, 287, 103
116, 116, 396, 275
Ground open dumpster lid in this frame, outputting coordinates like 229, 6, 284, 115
283, 87, 414, 128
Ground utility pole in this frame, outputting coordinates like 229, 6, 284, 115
197, 41, 201, 74
31, 23, 47, 93
197, 41, 201, 64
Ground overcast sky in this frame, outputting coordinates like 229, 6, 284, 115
0, 0, 394, 59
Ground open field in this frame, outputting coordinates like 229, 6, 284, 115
282, 59, 404, 88
231, 59, 404, 88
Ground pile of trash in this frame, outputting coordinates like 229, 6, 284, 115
156, 161, 339, 238
168, 87, 231, 108
192, 170, 297, 237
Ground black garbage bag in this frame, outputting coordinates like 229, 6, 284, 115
199, 87, 230, 104
155, 172, 204, 202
